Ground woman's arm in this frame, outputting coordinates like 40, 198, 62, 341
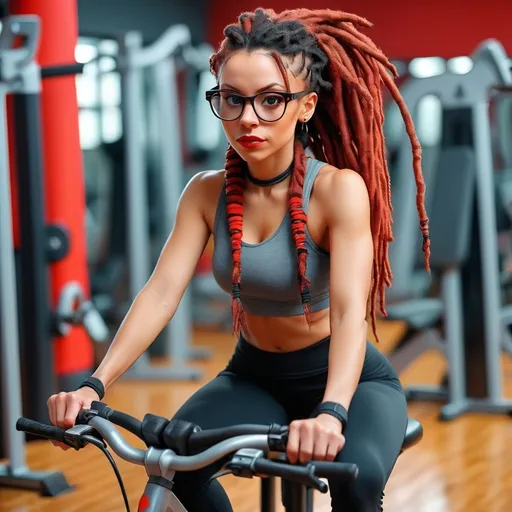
92, 171, 215, 392
320, 168, 374, 413
286, 168, 373, 463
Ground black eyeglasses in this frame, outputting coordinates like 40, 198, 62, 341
205, 88, 311, 122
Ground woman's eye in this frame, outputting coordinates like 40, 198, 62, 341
226, 95, 243, 105
263, 95, 283, 106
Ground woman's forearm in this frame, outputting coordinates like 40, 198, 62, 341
91, 285, 178, 392
322, 317, 367, 411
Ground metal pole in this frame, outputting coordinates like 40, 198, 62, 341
440, 268, 468, 420
0, 15, 71, 496
472, 101, 505, 401
153, 56, 188, 362
0, 81, 25, 472
12, 88, 55, 425
119, 32, 154, 377
152, 57, 210, 368
120, 31, 151, 303
118, 26, 211, 380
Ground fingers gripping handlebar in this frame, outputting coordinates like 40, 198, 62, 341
16, 401, 359, 493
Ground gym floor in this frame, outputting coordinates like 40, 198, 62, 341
1, 320, 511, 512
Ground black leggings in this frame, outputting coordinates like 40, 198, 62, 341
170, 336, 407, 512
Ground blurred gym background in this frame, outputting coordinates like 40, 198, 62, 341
1, 0, 512, 511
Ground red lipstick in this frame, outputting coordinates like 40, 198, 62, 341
237, 135, 265, 149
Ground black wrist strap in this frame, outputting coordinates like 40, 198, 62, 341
78, 376, 105, 400
311, 401, 348, 431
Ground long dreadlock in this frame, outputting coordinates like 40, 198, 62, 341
209, 8, 430, 340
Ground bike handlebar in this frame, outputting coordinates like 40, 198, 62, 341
251, 458, 328, 492
80, 401, 289, 454
16, 417, 67, 444
16, 405, 359, 489
90, 416, 271, 471
84, 401, 143, 439
188, 423, 288, 453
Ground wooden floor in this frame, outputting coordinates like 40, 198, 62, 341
2, 320, 512, 511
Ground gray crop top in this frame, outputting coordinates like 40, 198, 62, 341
212, 158, 330, 316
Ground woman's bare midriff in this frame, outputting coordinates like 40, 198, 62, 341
242, 307, 331, 352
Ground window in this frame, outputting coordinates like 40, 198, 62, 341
447, 56, 473, 75
409, 57, 446, 79
416, 95, 442, 147
75, 38, 122, 149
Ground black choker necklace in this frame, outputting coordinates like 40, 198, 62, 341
246, 161, 293, 187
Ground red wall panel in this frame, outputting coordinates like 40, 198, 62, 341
206, 1, 512, 60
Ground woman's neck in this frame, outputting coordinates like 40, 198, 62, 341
246, 143, 295, 185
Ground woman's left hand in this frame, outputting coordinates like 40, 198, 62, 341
286, 414, 346, 464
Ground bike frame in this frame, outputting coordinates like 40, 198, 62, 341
70, 419, 280, 512
137, 481, 186, 512
136, 448, 186, 512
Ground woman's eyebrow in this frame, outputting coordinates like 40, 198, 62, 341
220, 82, 286, 93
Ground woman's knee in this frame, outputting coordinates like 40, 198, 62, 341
330, 454, 386, 511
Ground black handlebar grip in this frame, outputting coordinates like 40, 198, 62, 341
16, 418, 67, 444
309, 461, 359, 481
108, 410, 143, 438
189, 423, 287, 453
252, 459, 328, 493
90, 401, 143, 439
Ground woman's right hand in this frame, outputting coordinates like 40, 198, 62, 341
47, 387, 100, 450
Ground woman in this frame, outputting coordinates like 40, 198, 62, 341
48, 8, 430, 511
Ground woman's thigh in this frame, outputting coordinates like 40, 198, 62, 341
172, 371, 289, 428
330, 381, 408, 512
169, 372, 289, 512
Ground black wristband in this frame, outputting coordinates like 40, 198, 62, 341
311, 401, 348, 431
78, 376, 105, 400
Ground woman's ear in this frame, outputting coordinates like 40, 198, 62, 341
303, 91, 318, 121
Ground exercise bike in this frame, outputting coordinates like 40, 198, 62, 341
16, 401, 364, 512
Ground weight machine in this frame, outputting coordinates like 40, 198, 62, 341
116, 26, 212, 381
0, 14, 78, 496
386, 39, 512, 420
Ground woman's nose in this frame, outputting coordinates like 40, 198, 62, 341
239, 100, 260, 127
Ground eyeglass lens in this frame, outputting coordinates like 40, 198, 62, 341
210, 92, 287, 121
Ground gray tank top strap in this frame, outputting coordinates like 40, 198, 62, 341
302, 158, 326, 213
212, 156, 330, 317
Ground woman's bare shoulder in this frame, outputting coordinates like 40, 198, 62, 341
187, 169, 226, 227
315, 165, 367, 200
312, 165, 370, 223
186, 169, 225, 198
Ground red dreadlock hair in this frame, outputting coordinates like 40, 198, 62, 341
210, 8, 431, 340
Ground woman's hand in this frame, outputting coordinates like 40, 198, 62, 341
47, 387, 100, 450
286, 414, 345, 464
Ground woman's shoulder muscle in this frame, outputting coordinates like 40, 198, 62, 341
313, 165, 369, 209
187, 169, 226, 230
308, 165, 370, 242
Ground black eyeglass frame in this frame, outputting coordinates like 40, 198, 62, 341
205, 88, 312, 122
